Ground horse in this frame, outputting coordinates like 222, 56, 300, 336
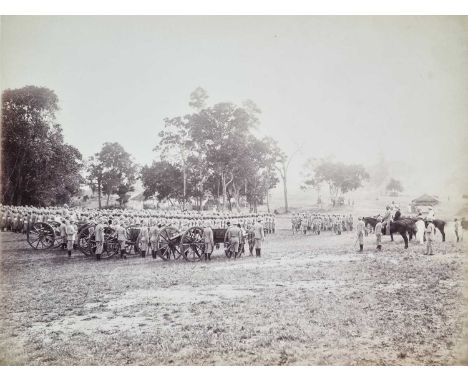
408, 216, 446, 242
363, 216, 416, 249
364, 215, 446, 244
426, 219, 446, 242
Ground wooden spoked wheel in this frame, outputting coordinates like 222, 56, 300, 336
181, 226, 205, 262
124, 225, 142, 256
100, 227, 119, 259
77, 224, 94, 256
27, 222, 56, 250
156, 226, 182, 261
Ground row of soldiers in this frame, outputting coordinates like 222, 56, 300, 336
0, 205, 276, 234
0, 204, 271, 260
291, 212, 354, 235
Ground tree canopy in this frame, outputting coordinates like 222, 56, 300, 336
141, 161, 184, 203
146, 88, 280, 211
1, 86, 83, 206
86, 142, 137, 208
302, 158, 369, 205
386, 178, 403, 195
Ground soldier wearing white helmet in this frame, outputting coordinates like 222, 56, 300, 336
202, 220, 214, 261
65, 218, 76, 257
424, 217, 436, 256
114, 219, 127, 259
149, 221, 160, 259
137, 220, 150, 257
253, 218, 264, 257
94, 217, 105, 261
375, 216, 383, 251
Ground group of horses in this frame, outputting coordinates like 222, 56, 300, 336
363, 216, 446, 249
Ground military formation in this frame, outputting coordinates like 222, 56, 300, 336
0, 204, 274, 260
0, 205, 275, 232
291, 212, 354, 235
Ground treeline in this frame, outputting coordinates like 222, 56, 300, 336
2, 86, 371, 210
1, 86, 288, 211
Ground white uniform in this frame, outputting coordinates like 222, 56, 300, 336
416, 219, 425, 244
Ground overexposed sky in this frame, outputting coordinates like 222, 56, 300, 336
2, 16, 467, 194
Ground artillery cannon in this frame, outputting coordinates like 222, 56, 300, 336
27, 221, 247, 262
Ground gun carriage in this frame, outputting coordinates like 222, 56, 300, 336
27, 221, 247, 261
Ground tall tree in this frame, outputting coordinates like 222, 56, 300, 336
189, 102, 255, 210
155, 116, 192, 209
87, 142, 137, 208
2, 86, 83, 206
266, 138, 302, 213
386, 178, 403, 195
141, 161, 184, 204
302, 158, 369, 206
155, 89, 279, 211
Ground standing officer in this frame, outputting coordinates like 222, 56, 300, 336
375, 217, 383, 251
137, 222, 150, 258
454, 218, 461, 242
94, 217, 105, 261
203, 222, 214, 261
356, 217, 365, 252
65, 219, 76, 257
253, 218, 265, 257
149, 222, 160, 259
114, 220, 127, 259
226, 220, 242, 259
425, 217, 436, 256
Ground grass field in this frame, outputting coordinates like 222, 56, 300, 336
0, 219, 466, 365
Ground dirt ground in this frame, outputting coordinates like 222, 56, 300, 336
0, 223, 466, 365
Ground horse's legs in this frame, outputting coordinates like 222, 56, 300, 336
400, 230, 408, 249
441, 227, 446, 242
390, 232, 394, 241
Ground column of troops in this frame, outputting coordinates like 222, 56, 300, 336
291, 212, 354, 235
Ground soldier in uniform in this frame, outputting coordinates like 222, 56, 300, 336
246, 223, 255, 256
314, 215, 322, 235
356, 217, 365, 252
65, 219, 76, 257
94, 218, 105, 261
114, 220, 127, 259
253, 218, 265, 257
137, 221, 150, 258
454, 218, 461, 242
226, 220, 242, 259
300, 216, 308, 235
149, 221, 160, 259
60, 218, 67, 250
424, 217, 436, 256
375, 217, 383, 251
202, 222, 214, 261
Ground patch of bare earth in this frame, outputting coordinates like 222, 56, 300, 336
0, 228, 466, 365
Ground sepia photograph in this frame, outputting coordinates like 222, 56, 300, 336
1, 13, 468, 367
